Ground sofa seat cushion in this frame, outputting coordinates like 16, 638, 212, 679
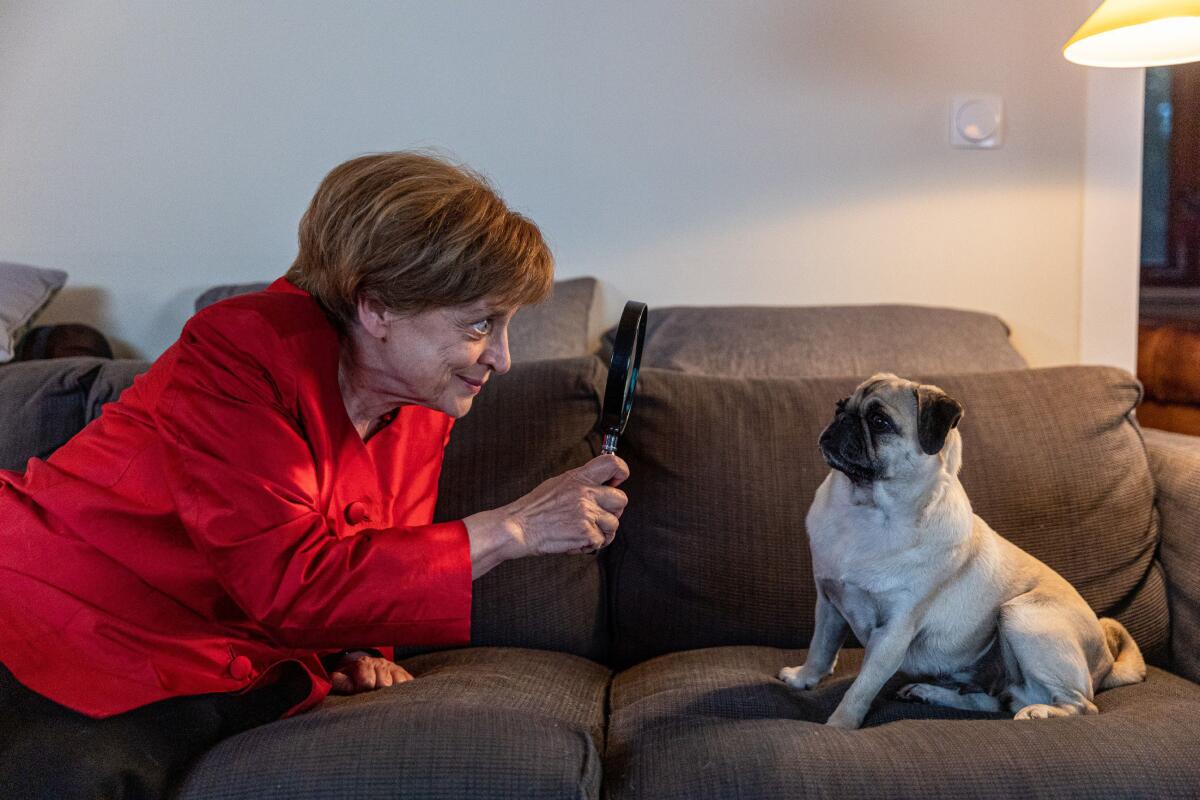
605, 646, 1200, 800
178, 647, 610, 800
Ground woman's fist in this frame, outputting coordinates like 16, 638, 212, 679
508, 454, 630, 556
329, 653, 413, 694
464, 454, 630, 577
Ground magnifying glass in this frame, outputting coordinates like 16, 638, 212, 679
600, 301, 648, 455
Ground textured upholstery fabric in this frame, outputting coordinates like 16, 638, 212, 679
0, 262, 68, 362
0, 358, 96, 470
508, 276, 599, 361
427, 356, 609, 661
193, 282, 271, 312
607, 366, 1166, 668
195, 276, 600, 361
178, 648, 610, 800
602, 304, 1026, 378
1142, 428, 1200, 685
604, 646, 1200, 800
0, 357, 143, 471
84, 359, 150, 422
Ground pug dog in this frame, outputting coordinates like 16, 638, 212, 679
778, 373, 1145, 729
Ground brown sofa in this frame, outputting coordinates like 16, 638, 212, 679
1, 292, 1198, 799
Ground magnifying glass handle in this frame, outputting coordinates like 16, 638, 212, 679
601, 432, 619, 455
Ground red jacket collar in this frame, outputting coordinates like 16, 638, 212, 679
267, 277, 308, 297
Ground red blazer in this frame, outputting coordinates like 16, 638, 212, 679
0, 279, 472, 718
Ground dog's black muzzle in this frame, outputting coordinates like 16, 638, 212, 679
819, 414, 877, 483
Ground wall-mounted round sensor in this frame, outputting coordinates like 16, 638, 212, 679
950, 94, 1004, 149
956, 100, 998, 142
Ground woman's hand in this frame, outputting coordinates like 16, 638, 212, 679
329, 652, 413, 694
464, 454, 630, 577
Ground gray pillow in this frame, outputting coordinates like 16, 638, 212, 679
194, 282, 270, 313
0, 263, 68, 362
194, 276, 600, 362
603, 304, 1027, 378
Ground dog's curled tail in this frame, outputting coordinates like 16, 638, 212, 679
1099, 618, 1147, 689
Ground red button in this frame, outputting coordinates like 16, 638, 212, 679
344, 501, 369, 525
228, 655, 252, 680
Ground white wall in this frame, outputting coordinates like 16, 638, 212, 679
1079, 64, 1144, 371
0, 0, 1139, 366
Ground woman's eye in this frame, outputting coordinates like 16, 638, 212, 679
470, 319, 493, 336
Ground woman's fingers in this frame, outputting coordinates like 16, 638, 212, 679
330, 671, 354, 694
332, 656, 413, 694
502, 454, 631, 558
595, 510, 620, 547
592, 486, 628, 515
388, 662, 414, 684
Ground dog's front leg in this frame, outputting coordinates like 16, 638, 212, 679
825, 621, 916, 729
779, 589, 848, 690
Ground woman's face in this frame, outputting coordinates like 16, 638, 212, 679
348, 296, 518, 419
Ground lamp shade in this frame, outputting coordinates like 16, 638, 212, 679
1064, 0, 1200, 67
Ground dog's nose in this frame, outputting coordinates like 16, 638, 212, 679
819, 427, 834, 448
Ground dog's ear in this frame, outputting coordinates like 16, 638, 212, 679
915, 385, 964, 455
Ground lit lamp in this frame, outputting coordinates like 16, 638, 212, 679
1064, 0, 1200, 67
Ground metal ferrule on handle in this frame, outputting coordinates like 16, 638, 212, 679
601, 431, 619, 455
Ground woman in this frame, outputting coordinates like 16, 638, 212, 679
0, 151, 629, 798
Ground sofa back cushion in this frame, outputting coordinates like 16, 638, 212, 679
428, 356, 609, 661
507, 277, 600, 362
0, 357, 147, 471
606, 366, 1165, 668
604, 304, 1026, 378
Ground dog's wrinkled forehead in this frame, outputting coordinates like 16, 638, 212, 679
844, 372, 917, 414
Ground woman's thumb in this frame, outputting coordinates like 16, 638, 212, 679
576, 454, 627, 485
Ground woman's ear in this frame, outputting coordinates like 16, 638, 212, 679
354, 296, 391, 341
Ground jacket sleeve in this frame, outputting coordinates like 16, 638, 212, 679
157, 308, 472, 650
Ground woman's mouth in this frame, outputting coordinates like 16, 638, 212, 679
457, 375, 484, 394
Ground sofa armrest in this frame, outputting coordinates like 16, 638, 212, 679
1143, 426, 1200, 683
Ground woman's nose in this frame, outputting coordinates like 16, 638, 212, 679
484, 331, 511, 375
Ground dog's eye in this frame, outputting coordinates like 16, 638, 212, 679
868, 412, 893, 433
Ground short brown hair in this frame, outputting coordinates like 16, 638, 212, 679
286, 151, 553, 330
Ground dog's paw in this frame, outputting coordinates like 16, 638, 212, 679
778, 665, 823, 690
823, 709, 862, 730
896, 683, 933, 703
1013, 703, 1068, 721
